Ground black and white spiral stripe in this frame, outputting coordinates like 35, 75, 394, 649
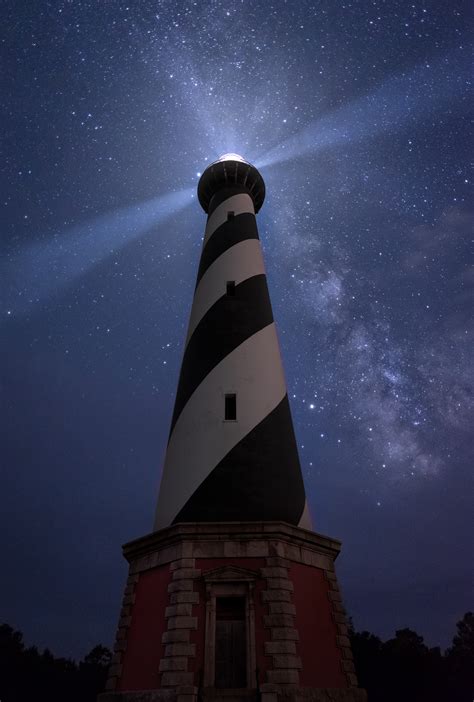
154, 191, 310, 531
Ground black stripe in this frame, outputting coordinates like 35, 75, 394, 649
196, 212, 258, 287
172, 396, 306, 525
208, 185, 253, 215
169, 274, 273, 436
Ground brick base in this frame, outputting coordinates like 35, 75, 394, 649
102, 522, 365, 699
99, 686, 366, 702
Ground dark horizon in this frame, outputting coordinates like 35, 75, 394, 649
2, 0, 472, 661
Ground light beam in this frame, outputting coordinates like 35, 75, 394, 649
4, 187, 194, 316
256, 53, 470, 169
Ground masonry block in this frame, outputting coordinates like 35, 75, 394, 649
162, 629, 191, 644
264, 614, 295, 628
168, 580, 194, 593
170, 591, 199, 605
164, 643, 196, 657
172, 568, 201, 581
161, 671, 194, 687
114, 639, 127, 653
170, 559, 195, 571
264, 641, 297, 655
337, 622, 349, 636
328, 590, 342, 602
272, 654, 302, 669
270, 627, 299, 641
347, 672, 359, 687
165, 603, 193, 618
262, 590, 291, 603
107, 663, 122, 678
268, 602, 296, 615
266, 669, 299, 684
158, 656, 188, 672
260, 567, 289, 578
333, 612, 348, 624
266, 557, 291, 568
167, 616, 198, 630
266, 578, 294, 591
104, 677, 117, 691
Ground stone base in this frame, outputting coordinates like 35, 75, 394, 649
261, 684, 367, 702
99, 686, 366, 702
103, 522, 364, 697
99, 692, 176, 702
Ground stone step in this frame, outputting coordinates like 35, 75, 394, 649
201, 688, 257, 702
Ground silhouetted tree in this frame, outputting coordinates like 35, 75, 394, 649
78, 644, 112, 698
349, 621, 470, 702
0, 623, 111, 702
445, 612, 474, 702
2, 616, 473, 701
349, 629, 384, 695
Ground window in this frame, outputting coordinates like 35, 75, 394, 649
227, 211, 235, 220
225, 393, 237, 421
226, 280, 236, 296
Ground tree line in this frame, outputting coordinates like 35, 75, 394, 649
349, 612, 473, 701
0, 613, 473, 701
0, 624, 110, 702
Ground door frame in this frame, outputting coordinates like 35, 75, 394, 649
202, 566, 257, 688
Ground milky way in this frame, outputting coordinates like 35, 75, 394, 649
2, 1, 473, 657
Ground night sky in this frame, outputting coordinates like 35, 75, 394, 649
2, 1, 473, 660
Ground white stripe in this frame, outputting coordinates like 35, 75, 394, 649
154, 323, 286, 530
185, 239, 266, 346
297, 500, 313, 530
204, 193, 255, 245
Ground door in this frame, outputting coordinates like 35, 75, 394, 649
215, 597, 246, 688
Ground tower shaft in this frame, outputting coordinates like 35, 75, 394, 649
155, 176, 309, 530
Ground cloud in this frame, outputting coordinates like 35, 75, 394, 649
417, 339, 473, 434
272, 197, 471, 486
343, 323, 443, 481
404, 206, 473, 273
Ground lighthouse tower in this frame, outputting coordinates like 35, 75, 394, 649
101, 155, 366, 702
155, 154, 310, 531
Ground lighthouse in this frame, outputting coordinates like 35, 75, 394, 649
101, 155, 366, 702
155, 154, 310, 531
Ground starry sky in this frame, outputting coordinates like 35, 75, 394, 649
2, 0, 473, 660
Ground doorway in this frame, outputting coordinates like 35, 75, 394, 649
215, 597, 246, 688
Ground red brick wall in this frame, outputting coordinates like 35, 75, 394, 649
119, 565, 172, 690
118, 556, 346, 690
290, 562, 347, 687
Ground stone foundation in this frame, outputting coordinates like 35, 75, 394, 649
99, 522, 365, 702
100, 687, 366, 702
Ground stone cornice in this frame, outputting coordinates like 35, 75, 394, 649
122, 521, 341, 565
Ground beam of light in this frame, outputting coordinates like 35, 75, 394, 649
4, 187, 194, 316
256, 53, 470, 169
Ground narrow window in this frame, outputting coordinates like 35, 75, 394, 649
215, 597, 246, 688
226, 280, 236, 296
227, 211, 235, 220
225, 393, 237, 421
